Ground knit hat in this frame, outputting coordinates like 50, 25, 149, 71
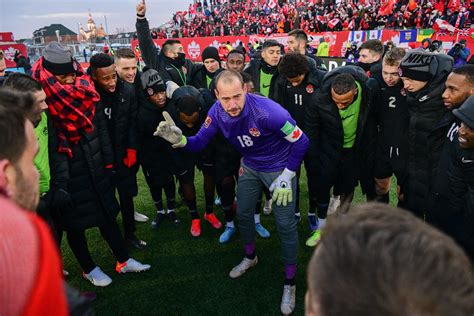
42, 42, 76, 75
202, 46, 220, 63
399, 51, 433, 82
140, 67, 166, 96
453, 95, 474, 130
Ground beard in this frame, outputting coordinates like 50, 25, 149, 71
13, 165, 39, 211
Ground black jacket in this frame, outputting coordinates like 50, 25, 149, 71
404, 54, 453, 216
96, 79, 139, 197
305, 65, 377, 195
273, 69, 325, 132
136, 92, 174, 175
444, 138, 474, 260
136, 18, 196, 86
49, 102, 119, 231
190, 66, 223, 90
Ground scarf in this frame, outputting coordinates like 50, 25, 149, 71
32, 57, 100, 158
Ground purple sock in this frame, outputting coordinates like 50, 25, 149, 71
285, 264, 297, 280
244, 242, 255, 259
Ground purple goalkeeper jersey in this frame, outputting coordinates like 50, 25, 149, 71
184, 93, 309, 172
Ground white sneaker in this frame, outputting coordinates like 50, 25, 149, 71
116, 258, 151, 273
83, 266, 112, 287
280, 285, 296, 315
134, 211, 149, 223
263, 199, 272, 215
229, 256, 258, 278
327, 195, 341, 216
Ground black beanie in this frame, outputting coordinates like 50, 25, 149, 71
453, 95, 474, 130
202, 46, 220, 63
399, 51, 433, 82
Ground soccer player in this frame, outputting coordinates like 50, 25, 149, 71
155, 70, 308, 315
370, 48, 408, 204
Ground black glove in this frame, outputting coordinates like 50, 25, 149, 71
50, 188, 74, 210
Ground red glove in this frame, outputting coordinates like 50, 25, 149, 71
123, 149, 137, 168
105, 164, 114, 169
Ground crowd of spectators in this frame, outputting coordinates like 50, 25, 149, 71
154, 0, 473, 38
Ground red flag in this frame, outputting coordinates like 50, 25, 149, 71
379, 0, 396, 16
433, 18, 456, 32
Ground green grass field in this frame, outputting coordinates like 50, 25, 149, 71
61, 169, 398, 315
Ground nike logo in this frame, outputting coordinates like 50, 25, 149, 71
342, 113, 355, 120
462, 157, 474, 163
262, 84, 271, 88
165, 67, 174, 71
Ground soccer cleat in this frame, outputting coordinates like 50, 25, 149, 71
204, 213, 222, 229
327, 195, 341, 216
214, 196, 222, 206
190, 219, 201, 237
115, 258, 151, 273
305, 229, 321, 247
229, 256, 258, 278
219, 226, 236, 243
263, 199, 272, 215
167, 211, 181, 226
134, 211, 149, 223
308, 214, 318, 231
280, 285, 296, 315
151, 212, 166, 229
255, 223, 270, 238
83, 266, 112, 287
125, 235, 147, 249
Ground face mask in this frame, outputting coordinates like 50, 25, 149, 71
169, 52, 186, 68
357, 61, 376, 72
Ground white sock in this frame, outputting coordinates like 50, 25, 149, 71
318, 218, 327, 229
295, 212, 301, 217
167, 209, 175, 214
157, 209, 165, 214
254, 213, 261, 224
227, 221, 235, 228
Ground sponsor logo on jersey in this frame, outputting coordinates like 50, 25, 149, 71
204, 116, 212, 128
306, 84, 314, 94
262, 83, 271, 88
249, 127, 261, 137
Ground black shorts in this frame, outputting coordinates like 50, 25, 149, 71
374, 144, 406, 181
214, 137, 241, 182
173, 147, 215, 182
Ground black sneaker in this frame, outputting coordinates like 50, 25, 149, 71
125, 235, 147, 249
151, 213, 166, 229
167, 211, 181, 226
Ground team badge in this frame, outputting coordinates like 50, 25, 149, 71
182, 66, 188, 74
306, 84, 314, 94
398, 68, 403, 77
249, 127, 261, 137
400, 88, 406, 97
239, 167, 244, 177
204, 116, 212, 128
147, 88, 154, 96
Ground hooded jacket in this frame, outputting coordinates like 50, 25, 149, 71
305, 65, 377, 195
403, 53, 453, 218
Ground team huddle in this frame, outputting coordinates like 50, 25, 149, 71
2, 0, 474, 314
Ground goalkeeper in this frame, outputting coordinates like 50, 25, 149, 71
155, 70, 308, 315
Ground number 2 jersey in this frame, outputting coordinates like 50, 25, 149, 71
184, 93, 309, 172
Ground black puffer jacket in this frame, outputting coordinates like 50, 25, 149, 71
136, 18, 196, 86
305, 65, 377, 195
49, 102, 119, 231
404, 54, 453, 217
136, 91, 174, 175
96, 79, 139, 197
